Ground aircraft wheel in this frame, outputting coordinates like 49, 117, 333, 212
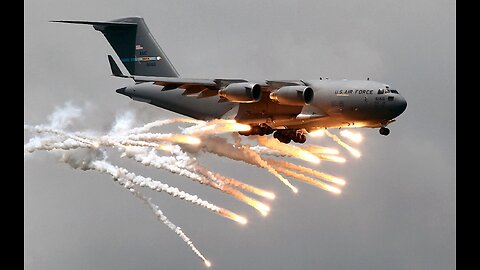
379, 127, 390, 136
299, 134, 307, 143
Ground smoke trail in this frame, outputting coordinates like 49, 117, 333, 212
250, 146, 288, 157
133, 189, 211, 267
301, 145, 339, 155
115, 139, 175, 152
59, 147, 211, 265
221, 186, 270, 216
201, 136, 298, 193
24, 137, 90, 153
121, 147, 216, 187
324, 130, 361, 158
62, 151, 224, 215
127, 133, 201, 145
194, 165, 275, 200
124, 147, 271, 215
129, 118, 204, 134
25, 125, 97, 147
266, 159, 346, 186
267, 163, 342, 194
256, 136, 320, 164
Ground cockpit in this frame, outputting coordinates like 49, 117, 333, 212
377, 88, 399, 95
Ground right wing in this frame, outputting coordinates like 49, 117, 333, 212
107, 54, 309, 100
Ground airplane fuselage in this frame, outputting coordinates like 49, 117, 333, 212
118, 79, 407, 134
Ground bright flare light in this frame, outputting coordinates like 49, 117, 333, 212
308, 129, 325, 137
298, 150, 321, 164
183, 120, 251, 135
218, 208, 248, 225
302, 145, 339, 155
326, 185, 342, 194
257, 136, 320, 164
270, 165, 342, 195
324, 130, 362, 158
205, 260, 212, 268
315, 154, 347, 163
340, 130, 363, 143
173, 135, 201, 145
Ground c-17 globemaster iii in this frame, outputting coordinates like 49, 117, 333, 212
52, 16, 407, 144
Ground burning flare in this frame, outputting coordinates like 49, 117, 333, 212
25, 103, 368, 267
324, 130, 362, 158
183, 119, 252, 136
340, 129, 363, 143
256, 136, 320, 164
308, 129, 325, 137
268, 163, 342, 195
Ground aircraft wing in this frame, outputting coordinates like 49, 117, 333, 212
108, 54, 307, 97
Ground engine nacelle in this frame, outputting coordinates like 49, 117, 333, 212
218, 83, 262, 103
269, 86, 314, 106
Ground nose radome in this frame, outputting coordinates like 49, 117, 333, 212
399, 97, 407, 114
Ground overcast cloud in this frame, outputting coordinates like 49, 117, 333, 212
25, 1, 455, 269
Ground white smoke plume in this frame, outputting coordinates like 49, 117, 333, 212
24, 137, 89, 153
47, 101, 83, 129
25, 101, 363, 266
129, 118, 204, 134
109, 110, 136, 135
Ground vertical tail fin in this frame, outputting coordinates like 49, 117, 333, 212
52, 17, 179, 77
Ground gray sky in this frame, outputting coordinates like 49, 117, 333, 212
24, 0, 455, 269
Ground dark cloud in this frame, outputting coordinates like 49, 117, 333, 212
24, 1, 455, 269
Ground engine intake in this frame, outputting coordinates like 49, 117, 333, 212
269, 86, 314, 106
218, 83, 262, 103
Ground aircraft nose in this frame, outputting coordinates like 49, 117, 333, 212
396, 96, 407, 116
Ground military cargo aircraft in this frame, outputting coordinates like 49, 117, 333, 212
52, 17, 407, 144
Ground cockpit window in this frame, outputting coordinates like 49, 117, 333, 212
377, 89, 384, 94
390, 90, 399, 94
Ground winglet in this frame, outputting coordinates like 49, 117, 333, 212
107, 55, 128, 78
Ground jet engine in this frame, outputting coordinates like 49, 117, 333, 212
218, 83, 262, 103
269, 86, 314, 106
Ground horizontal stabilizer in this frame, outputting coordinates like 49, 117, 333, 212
107, 55, 128, 77
50, 20, 136, 28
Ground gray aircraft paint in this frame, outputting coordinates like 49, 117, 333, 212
53, 16, 407, 139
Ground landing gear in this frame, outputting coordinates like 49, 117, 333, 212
273, 130, 307, 144
239, 125, 306, 144
379, 127, 390, 136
